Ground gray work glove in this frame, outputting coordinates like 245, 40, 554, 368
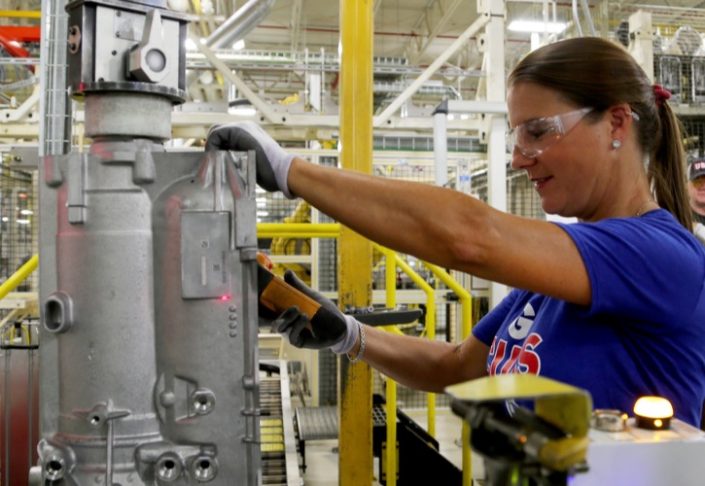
273, 270, 359, 354
206, 121, 296, 198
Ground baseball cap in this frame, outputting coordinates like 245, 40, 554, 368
689, 157, 705, 180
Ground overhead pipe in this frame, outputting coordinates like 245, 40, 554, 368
571, 0, 583, 36
205, 0, 276, 49
579, 0, 596, 36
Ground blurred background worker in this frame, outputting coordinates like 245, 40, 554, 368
688, 157, 705, 243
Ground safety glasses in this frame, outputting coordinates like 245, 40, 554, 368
693, 177, 705, 190
507, 107, 593, 159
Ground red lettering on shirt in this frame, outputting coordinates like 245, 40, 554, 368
516, 333, 543, 374
488, 337, 507, 375
487, 332, 543, 376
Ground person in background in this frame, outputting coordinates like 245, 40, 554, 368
688, 157, 705, 243
207, 37, 705, 427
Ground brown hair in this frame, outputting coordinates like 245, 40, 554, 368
508, 37, 692, 230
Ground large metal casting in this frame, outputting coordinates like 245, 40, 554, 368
34, 1, 261, 484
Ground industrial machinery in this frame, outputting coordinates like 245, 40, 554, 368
32, 1, 261, 484
447, 374, 705, 486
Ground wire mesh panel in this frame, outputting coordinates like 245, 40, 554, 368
0, 166, 37, 295
681, 116, 705, 158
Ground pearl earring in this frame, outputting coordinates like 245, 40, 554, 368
611, 139, 622, 149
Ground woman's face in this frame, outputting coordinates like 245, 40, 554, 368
507, 82, 614, 220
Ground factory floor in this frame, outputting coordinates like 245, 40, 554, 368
299, 408, 465, 485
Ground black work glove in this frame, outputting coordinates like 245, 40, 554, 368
272, 270, 359, 353
206, 121, 296, 198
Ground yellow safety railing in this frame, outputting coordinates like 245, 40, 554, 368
422, 262, 474, 486
0, 255, 38, 301
0, 10, 40, 19
381, 247, 402, 486
257, 223, 341, 239
373, 244, 436, 445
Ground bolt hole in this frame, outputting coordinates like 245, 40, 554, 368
45, 298, 63, 332
90, 415, 100, 425
47, 460, 62, 473
199, 460, 210, 470
111, 50, 117, 56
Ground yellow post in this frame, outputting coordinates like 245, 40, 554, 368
338, 0, 374, 485
384, 252, 398, 486
0, 255, 38, 300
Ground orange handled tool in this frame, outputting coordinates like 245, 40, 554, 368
256, 253, 321, 321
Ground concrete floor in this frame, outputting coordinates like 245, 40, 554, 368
300, 408, 466, 485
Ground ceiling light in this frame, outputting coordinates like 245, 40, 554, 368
232, 39, 245, 51
508, 20, 567, 34
229, 106, 256, 117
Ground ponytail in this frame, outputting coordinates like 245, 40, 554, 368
650, 102, 692, 230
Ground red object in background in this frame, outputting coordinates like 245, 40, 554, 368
0, 26, 40, 44
0, 347, 40, 486
0, 25, 40, 66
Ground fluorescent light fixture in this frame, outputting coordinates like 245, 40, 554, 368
1, 217, 7, 222
508, 20, 567, 34
185, 38, 197, 51
232, 39, 245, 51
228, 106, 257, 116
20, 209, 33, 215
256, 210, 269, 217
16, 219, 30, 225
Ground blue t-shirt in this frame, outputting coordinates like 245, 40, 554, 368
473, 209, 705, 426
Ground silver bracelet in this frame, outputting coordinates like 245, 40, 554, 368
347, 321, 366, 363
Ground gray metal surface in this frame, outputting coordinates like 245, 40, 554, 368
84, 93, 173, 140
39, 142, 165, 485
151, 150, 260, 485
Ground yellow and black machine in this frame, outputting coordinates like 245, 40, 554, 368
447, 374, 705, 486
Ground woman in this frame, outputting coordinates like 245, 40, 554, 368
207, 37, 705, 426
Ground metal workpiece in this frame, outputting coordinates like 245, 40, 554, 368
38, 1, 261, 483
39, 141, 163, 485
39, 145, 261, 484
84, 92, 174, 140
65, 0, 190, 100
152, 150, 261, 485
